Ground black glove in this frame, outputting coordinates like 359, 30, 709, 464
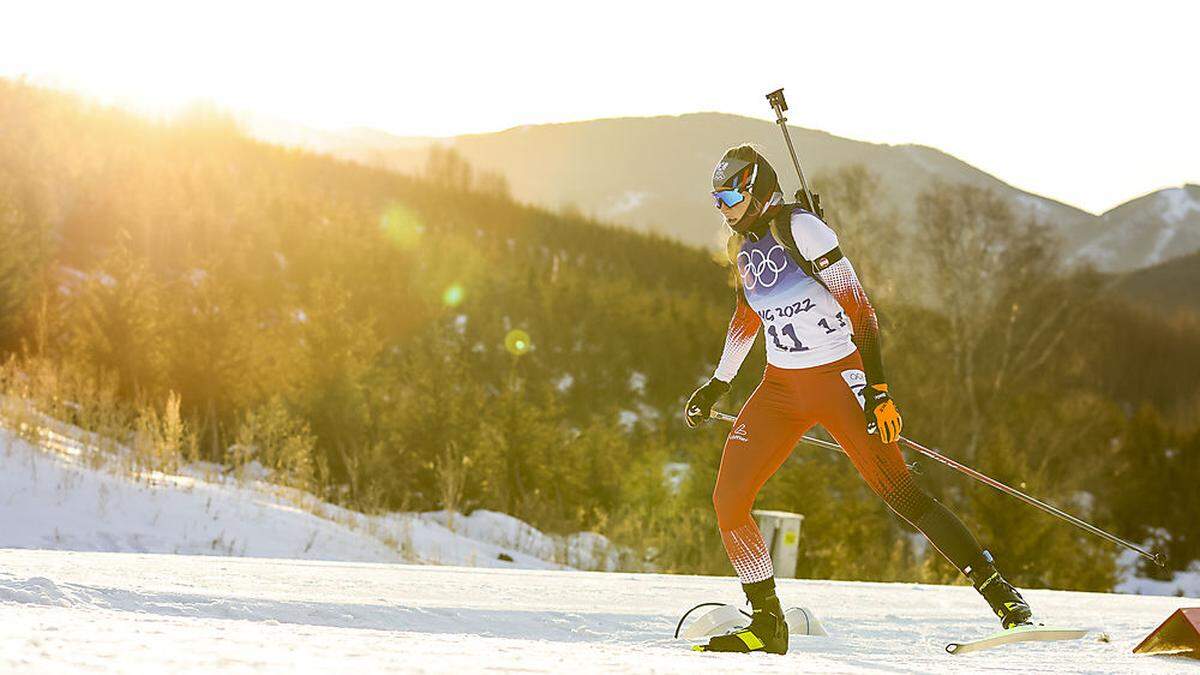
685, 378, 730, 428
863, 383, 903, 444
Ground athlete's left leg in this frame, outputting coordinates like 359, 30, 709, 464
712, 370, 812, 585
813, 352, 1033, 627
701, 368, 812, 654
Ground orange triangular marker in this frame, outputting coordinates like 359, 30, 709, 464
1133, 608, 1200, 658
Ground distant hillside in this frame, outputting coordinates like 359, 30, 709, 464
1115, 248, 1200, 316
257, 114, 1196, 273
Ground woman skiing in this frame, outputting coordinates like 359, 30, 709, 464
685, 145, 1032, 655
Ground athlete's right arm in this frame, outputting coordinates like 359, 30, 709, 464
684, 286, 761, 428
713, 285, 762, 383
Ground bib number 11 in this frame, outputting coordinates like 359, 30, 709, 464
767, 323, 809, 352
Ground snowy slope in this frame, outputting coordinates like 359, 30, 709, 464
4, 412, 1195, 595
1071, 184, 1200, 271
0, 423, 615, 571
2, 548, 1197, 673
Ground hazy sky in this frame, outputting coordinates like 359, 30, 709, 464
3, 0, 1196, 214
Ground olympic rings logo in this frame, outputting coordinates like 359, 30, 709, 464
737, 245, 789, 290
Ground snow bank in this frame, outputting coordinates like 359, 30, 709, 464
0, 429, 394, 562
419, 510, 620, 571
0, 419, 616, 571
1117, 550, 1200, 598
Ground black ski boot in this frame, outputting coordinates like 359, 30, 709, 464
696, 578, 789, 654
967, 551, 1033, 629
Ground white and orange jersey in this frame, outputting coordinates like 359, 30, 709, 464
715, 208, 885, 385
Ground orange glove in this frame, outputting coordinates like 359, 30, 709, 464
863, 384, 903, 444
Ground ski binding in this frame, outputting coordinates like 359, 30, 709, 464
676, 604, 827, 639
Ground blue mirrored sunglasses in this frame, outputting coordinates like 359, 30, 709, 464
713, 189, 746, 209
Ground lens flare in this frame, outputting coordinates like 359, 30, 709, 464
442, 284, 465, 307
380, 203, 423, 250
504, 329, 532, 356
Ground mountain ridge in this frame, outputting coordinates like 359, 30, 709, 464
247, 111, 1196, 272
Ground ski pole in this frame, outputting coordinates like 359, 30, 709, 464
765, 88, 820, 217
709, 411, 919, 474
711, 410, 1166, 567
895, 435, 1167, 568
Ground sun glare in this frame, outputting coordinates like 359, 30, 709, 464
2, 1, 1195, 212
380, 204, 424, 250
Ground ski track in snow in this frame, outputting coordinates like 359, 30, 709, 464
1, 548, 1197, 673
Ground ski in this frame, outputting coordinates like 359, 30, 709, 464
945, 625, 1089, 655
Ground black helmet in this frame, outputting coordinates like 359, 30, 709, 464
713, 145, 780, 232
712, 145, 779, 208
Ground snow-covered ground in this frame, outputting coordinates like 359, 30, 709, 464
2, 548, 1198, 673
3, 410, 1199, 670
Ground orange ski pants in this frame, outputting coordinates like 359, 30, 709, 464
714, 350, 939, 583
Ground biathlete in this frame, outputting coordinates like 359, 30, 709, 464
684, 145, 1032, 655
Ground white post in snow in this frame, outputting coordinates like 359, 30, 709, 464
752, 509, 804, 579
